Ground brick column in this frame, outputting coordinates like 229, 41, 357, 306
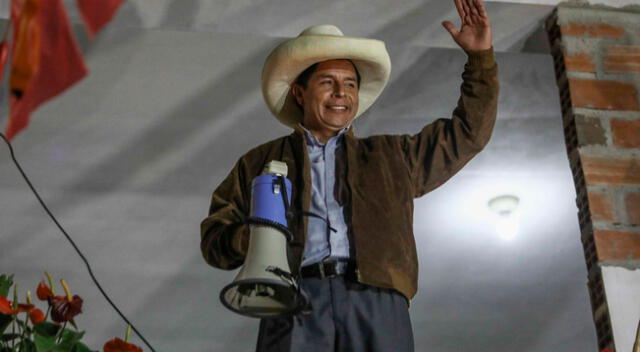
546, 4, 640, 351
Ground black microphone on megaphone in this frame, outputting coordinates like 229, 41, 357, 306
220, 160, 309, 318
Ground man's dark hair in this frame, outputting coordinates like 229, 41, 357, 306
294, 60, 362, 89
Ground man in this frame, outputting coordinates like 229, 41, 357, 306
201, 0, 498, 350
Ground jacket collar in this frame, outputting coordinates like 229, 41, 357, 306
291, 124, 355, 140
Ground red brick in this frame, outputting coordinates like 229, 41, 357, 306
575, 115, 607, 146
604, 45, 640, 74
594, 229, 640, 261
611, 119, 640, 148
560, 22, 625, 39
581, 155, 640, 185
565, 52, 596, 73
569, 78, 640, 111
626, 192, 640, 226
587, 191, 616, 222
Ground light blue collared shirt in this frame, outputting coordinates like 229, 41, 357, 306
300, 125, 350, 266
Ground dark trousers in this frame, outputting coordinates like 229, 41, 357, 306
256, 276, 414, 352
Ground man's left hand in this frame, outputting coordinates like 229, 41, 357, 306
442, 0, 492, 52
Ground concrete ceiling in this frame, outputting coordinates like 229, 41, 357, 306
0, 1, 601, 351
3, 0, 556, 52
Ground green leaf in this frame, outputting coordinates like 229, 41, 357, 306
33, 323, 60, 339
34, 331, 56, 352
34, 323, 60, 352
0, 314, 12, 335
0, 275, 13, 298
50, 341, 76, 352
70, 342, 92, 352
34, 328, 85, 352
58, 330, 83, 347
17, 339, 37, 352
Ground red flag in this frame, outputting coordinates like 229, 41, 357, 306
0, 14, 10, 82
0, 41, 8, 83
76, 0, 125, 38
5, 0, 88, 140
9, 0, 39, 99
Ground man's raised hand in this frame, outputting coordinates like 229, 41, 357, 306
442, 0, 492, 52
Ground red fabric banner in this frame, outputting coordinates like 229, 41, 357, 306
0, 42, 8, 83
5, 0, 88, 140
76, 0, 125, 37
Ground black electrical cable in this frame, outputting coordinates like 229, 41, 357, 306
0, 132, 156, 352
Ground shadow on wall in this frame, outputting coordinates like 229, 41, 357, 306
158, 0, 200, 30
515, 21, 551, 53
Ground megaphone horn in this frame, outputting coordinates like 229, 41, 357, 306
219, 160, 309, 318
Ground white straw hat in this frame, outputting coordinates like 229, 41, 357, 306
261, 25, 391, 128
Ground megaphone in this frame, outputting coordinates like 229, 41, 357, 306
220, 160, 308, 318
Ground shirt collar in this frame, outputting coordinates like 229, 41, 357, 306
298, 123, 350, 147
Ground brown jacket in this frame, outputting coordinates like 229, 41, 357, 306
201, 47, 499, 301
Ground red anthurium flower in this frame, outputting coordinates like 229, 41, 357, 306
103, 337, 143, 352
29, 308, 45, 324
0, 296, 37, 316
48, 279, 83, 323
37, 281, 53, 301
0, 296, 13, 315
15, 303, 35, 314
49, 294, 83, 323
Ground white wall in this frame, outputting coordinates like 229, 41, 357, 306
603, 266, 640, 352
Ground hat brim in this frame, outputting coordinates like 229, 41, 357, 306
262, 34, 391, 128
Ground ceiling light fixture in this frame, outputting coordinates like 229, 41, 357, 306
488, 195, 520, 239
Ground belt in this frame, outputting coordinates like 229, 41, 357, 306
299, 260, 357, 279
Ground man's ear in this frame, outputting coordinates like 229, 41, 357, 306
291, 84, 305, 107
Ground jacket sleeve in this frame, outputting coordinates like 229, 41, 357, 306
401, 46, 499, 198
200, 157, 252, 270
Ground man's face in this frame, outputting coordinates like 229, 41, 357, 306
291, 59, 359, 138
